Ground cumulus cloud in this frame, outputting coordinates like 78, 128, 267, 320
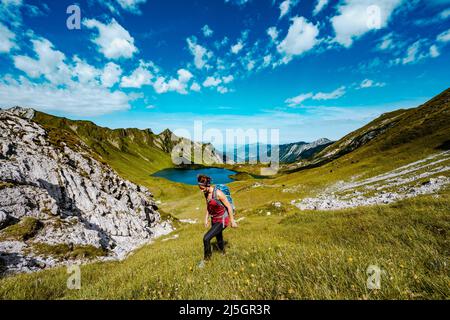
217, 86, 229, 94
120, 60, 154, 88
190, 82, 201, 92
83, 18, 138, 60
187, 37, 213, 69
13, 37, 71, 85
152, 68, 194, 94
331, 0, 404, 48
267, 26, 279, 41
279, 0, 298, 19
0, 76, 131, 116
222, 75, 234, 84
101, 62, 122, 88
73, 56, 101, 84
203, 76, 222, 87
313, 0, 329, 15
231, 41, 244, 54
429, 45, 440, 58
277, 16, 319, 63
358, 79, 386, 89
202, 25, 214, 37
0, 23, 16, 53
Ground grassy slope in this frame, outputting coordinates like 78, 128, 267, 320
0, 192, 448, 299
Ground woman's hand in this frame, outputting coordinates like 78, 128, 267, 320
230, 220, 238, 228
204, 217, 210, 228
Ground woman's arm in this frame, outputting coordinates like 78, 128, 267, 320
217, 190, 238, 228
204, 200, 210, 228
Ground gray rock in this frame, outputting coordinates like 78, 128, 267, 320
0, 210, 9, 229
0, 108, 173, 274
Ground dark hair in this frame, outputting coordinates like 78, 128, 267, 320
197, 174, 211, 186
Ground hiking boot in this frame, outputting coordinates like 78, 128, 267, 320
198, 260, 206, 269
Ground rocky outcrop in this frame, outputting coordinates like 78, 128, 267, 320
0, 107, 173, 275
292, 151, 450, 210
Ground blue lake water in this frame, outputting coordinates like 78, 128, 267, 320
152, 167, 237, 185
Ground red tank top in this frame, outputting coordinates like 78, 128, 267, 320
206, 189, 230, 226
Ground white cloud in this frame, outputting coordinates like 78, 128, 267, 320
96, 0, 147, 15
187, 37, 213, 69
358, 79, 386, 89
224, 0, 251, 6
401, 41, 422, 64
145, 104, 156, 109
190, 82, 201, 92
279, 0, 298, 19
217, 86, 229, 94
247, 60, 255, 71
267, 26, 279, 41
120, 60, 153, 88
202, 25, 214, 37
231, 41, 244, 54
0, 23, 16, 53
116, 0, 147, 13
285, 86, 346, 107
429, 45, 440, 58
263, 54, 272, 67
437, 29, 450, 42
0, 0, 23, 27
285, 93, 313, 107
313, 0, 329, 15
313, 86, 346, 100
331, 0, 404, 48
73, 56, 100, 84
177, 68, 193, 83
203, 76, 222, 87
0, 76, 131, 116
13, 37, 71, 85
222, 75, 234, 84
394, 40, 440, 65
377, 32, 395, 51
152, 68, 194, 94
83, 18, 138, 60
277, 16, 319, 63
101, 62, 122, 88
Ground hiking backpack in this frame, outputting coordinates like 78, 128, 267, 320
212, 184, 236, 226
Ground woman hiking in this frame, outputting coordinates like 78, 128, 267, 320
197, 174, 237, 266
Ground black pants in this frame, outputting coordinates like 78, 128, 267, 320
203, 221, 226, 260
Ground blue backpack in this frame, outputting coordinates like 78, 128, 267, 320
212, 184, 235, 223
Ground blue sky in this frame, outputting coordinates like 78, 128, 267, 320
0, 0, 449, 146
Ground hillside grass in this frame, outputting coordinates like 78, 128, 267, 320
0, 192, 448, 300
